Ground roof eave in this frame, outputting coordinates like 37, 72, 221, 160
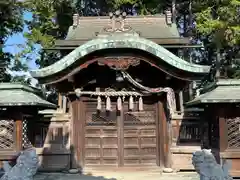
186, 92, 240, 107
55, 37, 191, 47
30, 35, 211, 80
0, 102, 57, 109
0, 83, 57, 109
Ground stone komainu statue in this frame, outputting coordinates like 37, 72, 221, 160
192, 149, 233, 180
0, 148, 39, 180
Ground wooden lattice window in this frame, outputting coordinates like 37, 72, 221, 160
28, 121, 68, 148
33, 122, 50, 148
23, 119, 30, 148
86, 111, 117, 126
175, 119, 204, 146
0, 119, 15, 149
23, 120, 50, 148
178, 125, 202, 143
124, 111, 156, 126
226, 117, 240, 148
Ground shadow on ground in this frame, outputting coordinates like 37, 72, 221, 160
34, 173, 117, 180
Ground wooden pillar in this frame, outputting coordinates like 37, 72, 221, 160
117, 110, 124, 167
158, 99, 172, 171
58, 93, 63, 109
179, 91, 184, 112
157, 101, 164, 167
15, 113, 23, 151
70, 97, 85, 170
165, 122, 172, 169
70, 100, 78, 169
78, 98, 85, 168
219, 107, 228, 152
62, 96, 67, 113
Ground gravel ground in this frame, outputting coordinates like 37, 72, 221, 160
33, 172, 199, 180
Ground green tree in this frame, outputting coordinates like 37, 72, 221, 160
23, 0, 74, 68
22, 0, 75, 102
0, 1, 28, 83
193, 0, 240, 78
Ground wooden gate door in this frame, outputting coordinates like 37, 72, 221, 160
123, 102, 158, 166
84, 101, 119, 167
83, 100, 158, 167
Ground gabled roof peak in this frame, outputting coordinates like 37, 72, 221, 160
62, 11, 182, 45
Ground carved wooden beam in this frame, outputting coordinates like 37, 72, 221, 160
97, 57, 140, 70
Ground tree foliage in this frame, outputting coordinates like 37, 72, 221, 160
0, 1, 28, 83
193, 0, 240, 78
23, 0, 73, 68
20, 0, 240, 80
195, 0, 240, 46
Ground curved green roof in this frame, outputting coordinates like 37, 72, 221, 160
0, 83, 56, 108
30, 34, 210, 79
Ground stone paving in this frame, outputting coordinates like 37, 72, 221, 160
33, 172, 199, 180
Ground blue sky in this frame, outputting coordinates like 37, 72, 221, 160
3, 11, 39, 85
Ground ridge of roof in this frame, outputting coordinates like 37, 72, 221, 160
0, 83, 39, 93
63, 11, 182, 44
76, 14, 166, 20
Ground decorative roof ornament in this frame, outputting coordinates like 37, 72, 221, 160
97, 57, 140, 71
72, 13, 80, 28
165, 10, 172, 25
104, 10, 132, 33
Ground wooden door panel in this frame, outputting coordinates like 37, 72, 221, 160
141, 158, 157, 165
141, 137, 157, 145
124, 137, 138, 147
84, 110, 118, 166
102, 137, 118, 148
85, 137, 101, 148
140, 147, 157, 157
102, 135, 118, 165
85, 128, 118, 166
85, 148, 100, 158
84, 100, 158, 167
123, 110, 157, 166
102, 147, 118, 157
